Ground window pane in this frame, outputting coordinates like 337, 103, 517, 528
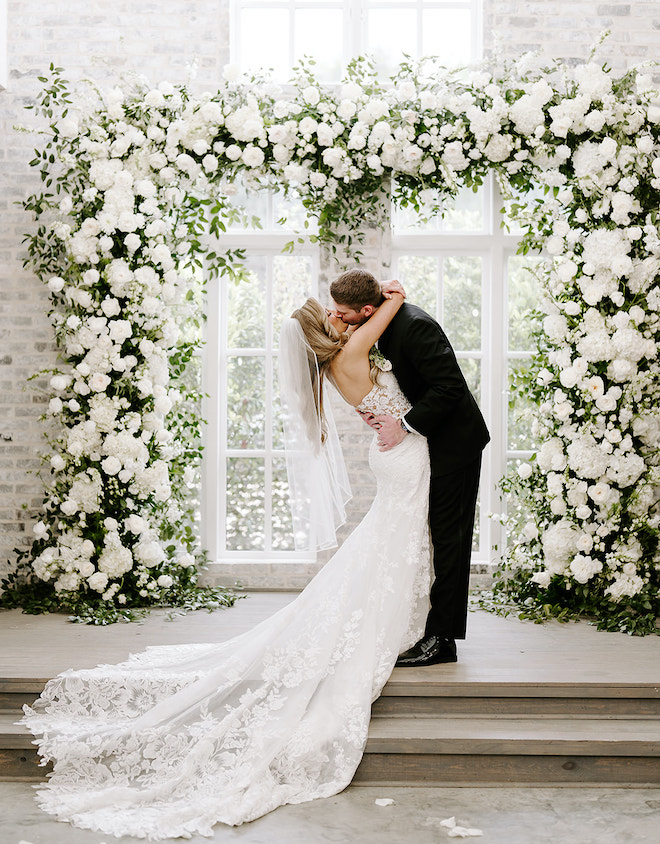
227, 182, 269, 230
294, 10, 343, 80
227, 263, 266, 348
442, 185, 485, 232
240, 9, 290, 76
422, 9, 472, 67
443, 256, 481, 351
508, 255, 542, 352
458, 357, 480, 405
272, 255, 314, 346
227, 356, 266, 449
393, 184, 485, 232
272, 364, 285, 450
225, 457, 265, 550
508, 359, 536, 451
272, 190, 316, 232
367, 8, 417, 73
272, 456, 295, 550
501, 184, 546, 235
397, 255, 437, 315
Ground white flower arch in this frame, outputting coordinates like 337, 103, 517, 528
7, 53, 659, 631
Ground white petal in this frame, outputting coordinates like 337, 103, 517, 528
440, 817, 457, 828
375, 798, 395, 807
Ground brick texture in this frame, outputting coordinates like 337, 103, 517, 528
483, 0, 660, 69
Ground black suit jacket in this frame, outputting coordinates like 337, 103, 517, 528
379, 303, 490, 477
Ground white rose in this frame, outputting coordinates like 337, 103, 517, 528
88, 571, 109, 592
531, 569, 552, 588
101, 297, 121, 317
157, 574, 173, 588
242, 145, 265, 167
51, 454, 66, 471
90, 372, 111, 393
48, 276, 65, 292
337, 99, 357, 120
302, 85, 320, 106
102, 455, 122, 475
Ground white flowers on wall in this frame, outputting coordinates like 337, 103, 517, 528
6, 53, 659, 631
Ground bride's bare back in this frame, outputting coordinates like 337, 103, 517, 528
330, 291, 404, 406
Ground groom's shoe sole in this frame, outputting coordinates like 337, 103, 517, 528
395, 652, 458, 667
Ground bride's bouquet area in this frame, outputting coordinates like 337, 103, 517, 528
5, 49, 659, 629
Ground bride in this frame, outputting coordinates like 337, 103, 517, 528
22, 280, 432, 840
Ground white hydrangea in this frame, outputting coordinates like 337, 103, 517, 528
569, 554, 603, 584
537, 438, 566, 472
542, 519, 581, 573
567, 435, 610, 480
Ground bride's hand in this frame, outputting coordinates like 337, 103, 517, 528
380, 279, 406, 299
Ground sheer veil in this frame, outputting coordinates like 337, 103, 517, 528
278, 318, 351, 551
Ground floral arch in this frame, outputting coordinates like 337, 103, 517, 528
4, 54, 659, 631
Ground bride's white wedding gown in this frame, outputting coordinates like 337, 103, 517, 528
22, 371, 432, 840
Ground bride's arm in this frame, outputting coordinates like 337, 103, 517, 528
344, 288, 405, 358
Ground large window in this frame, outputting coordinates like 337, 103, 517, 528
207, 177, 540, 566
204, 190, 319, 561
232, 0, 482, 79
391, 178, 539, 562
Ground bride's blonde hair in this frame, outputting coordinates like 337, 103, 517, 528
290, 298, 348, 441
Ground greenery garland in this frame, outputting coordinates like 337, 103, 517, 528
3, 50, 659, 631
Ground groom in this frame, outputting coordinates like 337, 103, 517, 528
330, 268, 490, 665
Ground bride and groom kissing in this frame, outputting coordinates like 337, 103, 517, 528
326, 267, 490, 667
22, 266, 490, 838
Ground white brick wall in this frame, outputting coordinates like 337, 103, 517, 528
483, 1, 660, 69
0, 1, 229, 576
1, 0, 659, 582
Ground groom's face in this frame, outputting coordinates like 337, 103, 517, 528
330, 301, 375, 326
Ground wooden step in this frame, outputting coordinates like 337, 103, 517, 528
3, 678, 660, 786
354, 716, 660, 787
0, 679, 50, 714
373, 680, 660, 719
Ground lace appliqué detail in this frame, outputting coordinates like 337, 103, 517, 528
357, 370, 412, 420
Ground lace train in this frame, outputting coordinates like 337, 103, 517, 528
23, 372, 431, 839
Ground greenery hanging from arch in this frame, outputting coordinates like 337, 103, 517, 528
3, 51, 659, 630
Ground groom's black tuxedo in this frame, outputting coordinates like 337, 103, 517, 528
378, 303, 490, 477
378, 302, 490, 640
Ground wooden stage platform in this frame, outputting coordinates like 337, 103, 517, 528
1, 594, 659, 786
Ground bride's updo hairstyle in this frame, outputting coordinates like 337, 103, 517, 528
290, 297, 348, 441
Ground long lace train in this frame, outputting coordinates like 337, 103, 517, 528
23, 372, 431, 839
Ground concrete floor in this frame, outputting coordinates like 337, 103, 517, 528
3, 782, 660, 843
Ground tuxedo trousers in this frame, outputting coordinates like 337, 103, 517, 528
425, 454, 482, 640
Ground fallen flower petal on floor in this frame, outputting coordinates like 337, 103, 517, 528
440, 816, 457, 828
447, 826, 483, 838
375, 798, 395, 806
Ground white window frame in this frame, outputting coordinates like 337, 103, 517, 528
203, 209, 320, 565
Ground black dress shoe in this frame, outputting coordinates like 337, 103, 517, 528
395, 635, 457, 666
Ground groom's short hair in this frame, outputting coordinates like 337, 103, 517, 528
330, 268, 383, 309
